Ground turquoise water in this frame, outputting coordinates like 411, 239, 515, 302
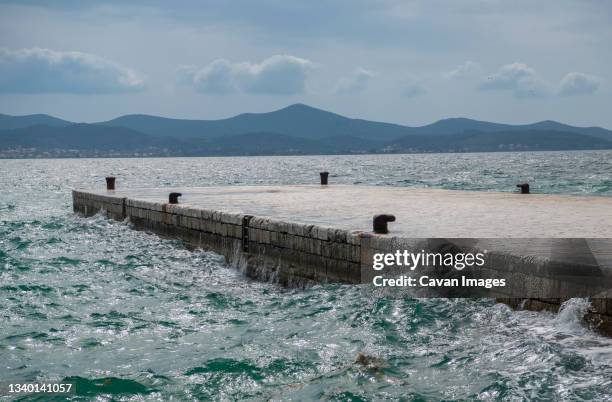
1, 151, 612, 401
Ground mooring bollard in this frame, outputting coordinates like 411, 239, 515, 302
105, 176, 116, 190
516, 183, 530, 194
373, 214, 396, 234
169, 192, 182, 204
320, 171, 329, 185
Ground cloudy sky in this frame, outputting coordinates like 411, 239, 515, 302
0, 0, 610, 127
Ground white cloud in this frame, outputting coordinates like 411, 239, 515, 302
0, 47, 144, 94
177, 61, 234, 95
479, 62, 551, 98
442, 61, 481, 80
179, 55, 313, 95
334, 67, 374, 94
558, 72, 600, 96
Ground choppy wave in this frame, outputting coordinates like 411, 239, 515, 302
1, 152, 612, 400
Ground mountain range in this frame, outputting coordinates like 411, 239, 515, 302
1, 104, 611, 157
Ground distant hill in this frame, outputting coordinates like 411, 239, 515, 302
419, 118, 612, 141
1, 104, 612, 157
0, 125, 385, 156
200, 133, 386, 155
389, 130, 612, 153
199, 132, 324, 155
0, 113, 72, 130
0, 124, 161, 157
99, 104, 612, 142
101, 104, 412, 141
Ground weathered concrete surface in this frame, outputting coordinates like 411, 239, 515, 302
72, 185, 612, 335
79, 185, 612, 238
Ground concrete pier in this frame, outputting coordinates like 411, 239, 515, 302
72, 185, 612, 335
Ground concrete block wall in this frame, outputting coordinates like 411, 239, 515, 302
73, 190, 126, 220
72, 190, 362, 286
244, 217, 361, 285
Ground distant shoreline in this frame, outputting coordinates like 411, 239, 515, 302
1, 148, 611, 161
3, 104, 612, 159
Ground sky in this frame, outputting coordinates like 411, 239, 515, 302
0, 0, 611, 128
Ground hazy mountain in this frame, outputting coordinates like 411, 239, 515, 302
100, 104, 612, 142
519, 121, 612, 141
201, 133, 385, 155
199, 132, 324, 155
0, 125, 386, 157
1, 104, 612, 157
416, 117, 514, 135
389, 130, 612, 153
0, 113, 72, 130
1, 124, 611, 158
416, 118, 612, 141
0, 124, 158, 152
101, 104, 413, 140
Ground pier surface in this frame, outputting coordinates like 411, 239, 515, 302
84, 185, 612, 238
73, 184, 612, 335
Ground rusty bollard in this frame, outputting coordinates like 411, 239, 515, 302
169, 192, 182, 204
516, 183, 530, 194
320, 171, 329, 185
105, 176, 116, 190
373, 214, 395, 234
